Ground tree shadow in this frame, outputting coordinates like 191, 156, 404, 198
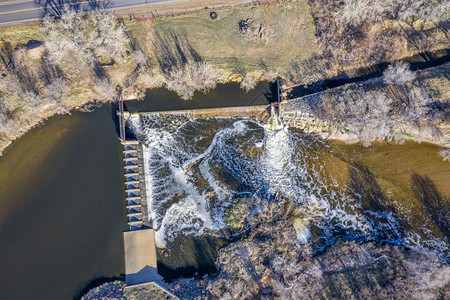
36, 0, 111, 18
38, 55, 65, 85
346, 163, 404, 242
152, 29, 203, 75
396, 19, 438, 62
258, 57, 268, 72
410, 173, 450, 239
229, 57, 246, 77
347, 164, 391, 212
92, 60, 108, 80
0, 42, 14, 69
434, 20, 450, 40
9, 56, 39, 94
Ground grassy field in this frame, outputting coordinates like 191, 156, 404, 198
128, 0, 322, 79
0, 23, 43, 47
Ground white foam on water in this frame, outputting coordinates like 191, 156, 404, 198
154, 163, 222, 246
128, 114, 449, 255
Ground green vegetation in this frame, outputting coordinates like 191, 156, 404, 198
223, 197, 251, 231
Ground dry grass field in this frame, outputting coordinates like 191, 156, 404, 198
128, 0, 323, 80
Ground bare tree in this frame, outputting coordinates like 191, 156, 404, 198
169, 198, 449, 300
43, 78, 69, 113
90, 9, 129, 58
0, 100, 15, 137
43, 6, 129, 67
438, 148, 450, 161
383, 61, 416, 85
165, 60, 216, 100
240, 73, 258, 92
43, 6, 95, 66
338, 0, 382, 26
133, 50, 147, 66
95, 78, 116, 101
338, 0, 450, 25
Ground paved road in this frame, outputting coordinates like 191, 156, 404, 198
0, 0, 174, 24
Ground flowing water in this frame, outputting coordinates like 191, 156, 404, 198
128, 113, 449, 278
0, 105, 127, 300
0, 80, 448, 295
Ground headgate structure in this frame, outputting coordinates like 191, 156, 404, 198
116, 95, 177, 298
115, 79, 285, 295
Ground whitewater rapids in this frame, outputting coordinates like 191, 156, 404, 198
128, 114, 448, 256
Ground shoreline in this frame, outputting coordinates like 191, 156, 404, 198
1, 0, 449, 155
1, 61, 449, 156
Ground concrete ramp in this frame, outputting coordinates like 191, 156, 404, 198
123, 229, 161, 285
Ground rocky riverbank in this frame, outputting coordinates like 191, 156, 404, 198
282, 63, 450, 150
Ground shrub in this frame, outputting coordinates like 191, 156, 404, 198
383, 62, 416, 85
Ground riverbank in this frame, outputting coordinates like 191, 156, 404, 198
283, 63, 450, 149
82, 238, 449, 299
1, 0, 449, 155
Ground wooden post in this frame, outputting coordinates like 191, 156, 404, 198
119, 100, 126, 142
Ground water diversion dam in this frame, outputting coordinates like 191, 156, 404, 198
117, 81, 283, 290
117, 72, 450, 288
0, 66, 448, 298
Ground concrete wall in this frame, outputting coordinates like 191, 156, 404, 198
135, 104, 271, 121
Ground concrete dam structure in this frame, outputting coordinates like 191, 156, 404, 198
116, 81, 288, 294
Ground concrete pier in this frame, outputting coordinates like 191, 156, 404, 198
123, 229, 161, 285
121, 140, 150, 230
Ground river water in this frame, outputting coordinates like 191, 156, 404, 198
0, 106, 127, 300
128, 114, 449, 280
0, 81, 448, 297
0, 82, 274, 298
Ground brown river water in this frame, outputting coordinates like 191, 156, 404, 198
0, 82, 448, 298
0, 106, 127, 300
0, 82, 273, 299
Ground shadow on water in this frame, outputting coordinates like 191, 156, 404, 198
73, 275, 125, 300
157, 235, 226, 282
347, 164, 394, 212
124, 81, 276, 113
346, 164, 404, 243
411, 173, 450, 240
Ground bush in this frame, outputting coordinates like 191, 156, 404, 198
383, 62, 416, 85
165, 60, 216, 100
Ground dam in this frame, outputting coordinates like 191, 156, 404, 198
116, 80, 283, 292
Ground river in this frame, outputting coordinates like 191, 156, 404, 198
0, 81, 448, 298
0, 82, 274, 299
0, 106, 126, 299
129, 114, 449, 279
